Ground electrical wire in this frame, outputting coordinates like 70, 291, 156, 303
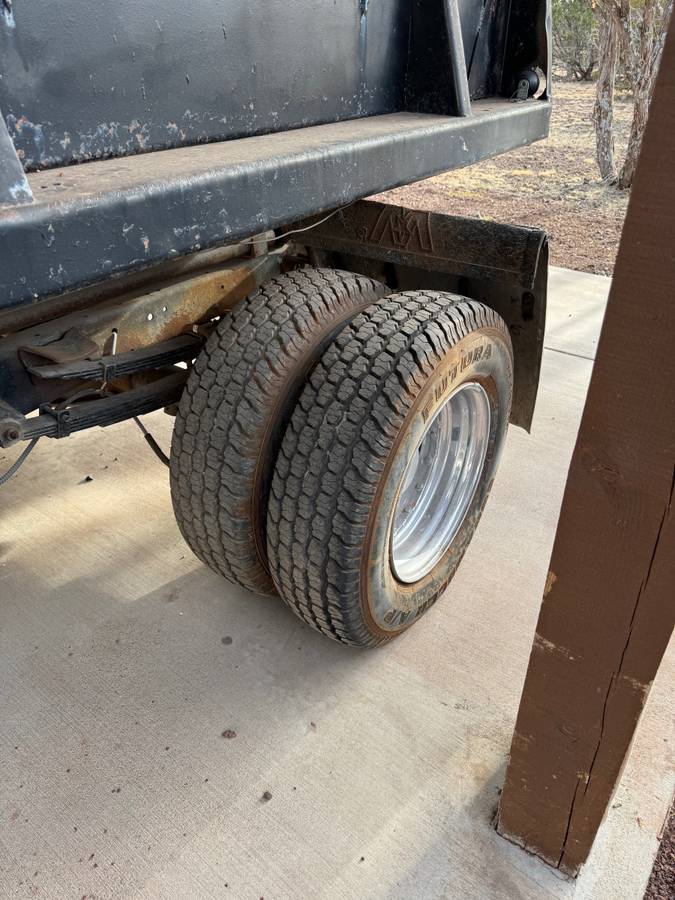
0, 438, 39, 486
242, 203, 355, 245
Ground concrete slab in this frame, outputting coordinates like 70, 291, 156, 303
546, 267, 610, 361
1, 268, 673, 900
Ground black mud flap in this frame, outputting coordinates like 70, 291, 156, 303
292, 200, 548, 432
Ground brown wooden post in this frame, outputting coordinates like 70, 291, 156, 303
496, 20, 675, 876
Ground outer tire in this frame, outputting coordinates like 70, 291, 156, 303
170, 267, 388, 595
267, 292, 513, 647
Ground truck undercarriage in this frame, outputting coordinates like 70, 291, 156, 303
1, 0, 551, 645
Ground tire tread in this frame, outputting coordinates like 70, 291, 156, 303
267, 293, 511, 646
170, 267, 388, 595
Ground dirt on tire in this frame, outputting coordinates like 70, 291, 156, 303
267, 292, 512, 647
170, 267, 388, 596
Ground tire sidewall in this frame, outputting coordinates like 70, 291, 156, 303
361, 326, 512, 638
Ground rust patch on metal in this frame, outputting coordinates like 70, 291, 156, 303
543, 569, 557, 598
20, 327, 99, 365
7, 254, 280, 360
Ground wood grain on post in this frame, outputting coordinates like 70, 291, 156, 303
496, 21, 675, 876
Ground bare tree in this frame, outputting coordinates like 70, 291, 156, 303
593, 0, 672, 188
593, 4, 620, 180
617, 0, 673, 187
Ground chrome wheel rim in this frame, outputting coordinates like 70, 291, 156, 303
390, 382, 491, 584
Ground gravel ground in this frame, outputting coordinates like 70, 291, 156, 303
375, 81, 631, 275
645, 806, 675, 899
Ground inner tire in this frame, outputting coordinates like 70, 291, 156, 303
266, 292, 513, 647
170, 267, 388, 595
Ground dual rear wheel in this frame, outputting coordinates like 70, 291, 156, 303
170, 267, 513, 647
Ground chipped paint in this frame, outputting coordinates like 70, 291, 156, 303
543, 569, 557, 598
617, 673, 650, 695
7, 115, 47, 162
534, 632, 575, 661
47, 263, 67, 281
6, 179, 31, 203
2, 0, 15, 28
0, 0, 418, 171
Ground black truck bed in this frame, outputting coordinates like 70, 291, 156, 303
0, 101, 549, 315
1, 0, 550, 322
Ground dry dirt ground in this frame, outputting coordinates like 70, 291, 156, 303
645, 806, 675, 899
376, 81, 631, 275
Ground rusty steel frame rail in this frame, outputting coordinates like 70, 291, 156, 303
0, 251, 281, 416
0, 239, 258, 336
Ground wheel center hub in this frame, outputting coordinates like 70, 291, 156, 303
390, 382, 491, 584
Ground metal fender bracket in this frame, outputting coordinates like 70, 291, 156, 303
291, 200, 548, 432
